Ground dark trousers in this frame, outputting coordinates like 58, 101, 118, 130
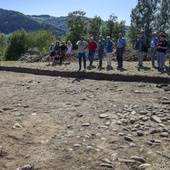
116, 47, 124, 68
98, 50, 104, 67
79, 57, 86, 70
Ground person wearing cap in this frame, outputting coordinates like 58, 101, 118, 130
106, 36, 114, 70
150, 32, 158, 67
87, 37, 97, 68
116, 33, 126, 69
156, 33, 168, 71
136, 30, 147, 67
76, 36, 88, 71
98, 35, 106, 69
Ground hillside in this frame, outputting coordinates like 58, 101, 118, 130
30, 15, 69, 32
0, 8, 66, 38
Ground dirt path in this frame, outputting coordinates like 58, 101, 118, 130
0, 71, 170, 170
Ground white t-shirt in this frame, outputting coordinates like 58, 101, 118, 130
66, 45, 72, 54
77, 40, 87, 53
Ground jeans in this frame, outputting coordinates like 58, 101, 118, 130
98, 50, 104, 67
157, 52, 165, 70
78, 53, 86, 70
151, 48, 157, 66
88, 50, 95, 66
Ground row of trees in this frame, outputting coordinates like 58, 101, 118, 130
129, 0, 170, 47
1, 0, 169, 61
65, 10, 126, 49
0, 30, 56, 60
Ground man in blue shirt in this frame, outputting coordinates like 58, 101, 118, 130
116, 33, 126, 68
106, 36, 114, 70
98, 35, 106, 69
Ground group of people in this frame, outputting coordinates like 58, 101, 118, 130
49, 40, 72, 65
136, 30, 169, 71
76, 33, 126, 71
49, 31, 169, 72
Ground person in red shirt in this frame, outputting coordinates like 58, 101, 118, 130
88, 37, 97, 68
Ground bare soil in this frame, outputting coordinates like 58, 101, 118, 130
0, 70, 170, 170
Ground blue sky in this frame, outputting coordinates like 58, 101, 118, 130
0, 0, 137, 25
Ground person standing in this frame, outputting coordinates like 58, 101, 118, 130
98, 35, 106, 69
116, 33, 126, 69
65, 40, 72, 64
150, 32, 158, 67
88, 37, 97, 68
48, 43, 55, 65
106, 36, 114, 70
136, 30, 147, 67
76, 36, 87, 71
60, 42, 67, 64
156, 33, 168, 71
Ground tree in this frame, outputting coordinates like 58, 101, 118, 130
88, 16, 102, 41
0, 33, 7, 60
129, 0, 159, 47
154, 0, 170, 33
5, 29, 29, 60
101, 14, 126, 42
67, 10, 88, 49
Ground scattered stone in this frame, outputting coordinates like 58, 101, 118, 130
82, 123, 90, 126
86, 146, 94, 151
151, 116, 162, 123
162, 101, 170, 104
21, 164, 32, 170
119, 158, 135, 163
138, 163, 152, 170
137, 131, 144, 136
111, 153, 118, 161
100, 163, 113, 168
160, 132, 169, 137
131, 156, 146, 163
99, 114, 108, 118
139, 110, 148, 115
0, 146, 2, 156
13, 123, 22, 129
3, 107, 13, 111
130, 118, 136, 124
124, 136, 133, 142
73, 144, 81, 147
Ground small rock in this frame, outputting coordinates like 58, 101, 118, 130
73, 144, 81, 147
13, 123, 22, 129
0, 146, 2, 156
138, 163, 152, 170
131, 156, 146, 163
100, 163, 113, 168
21, 164, 32, 170
99, 114, 108, 118
82, 123, 90, 126
137, 131, 144, 136
139, 110, 148, 115
124, 136, 133, 142
119, 158, 135, 163
86, 146, 94, 151
160, 132, 169, 137
111, 153, 118, 161
151, 116, 162, 123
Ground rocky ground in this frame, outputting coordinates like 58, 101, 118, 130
0, 71, 170, 170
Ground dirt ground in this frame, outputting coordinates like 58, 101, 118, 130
0, 70, 170, 170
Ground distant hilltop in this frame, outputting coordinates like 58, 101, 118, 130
0, 8, 129, 38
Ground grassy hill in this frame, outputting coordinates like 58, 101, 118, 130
0, 8, 66, 38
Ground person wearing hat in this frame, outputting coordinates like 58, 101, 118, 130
136, 30, 147, 67
156, 33, 168, 71
150, 32, 158, 67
